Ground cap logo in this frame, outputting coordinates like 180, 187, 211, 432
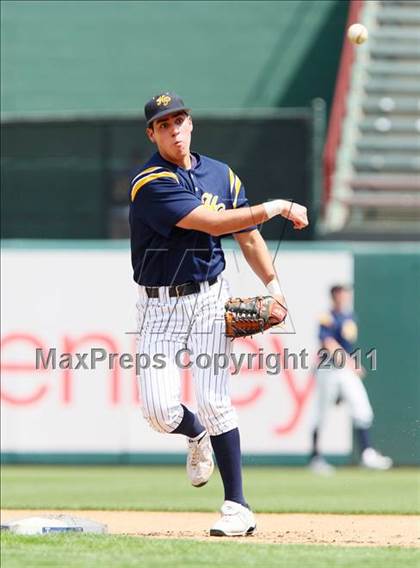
156, 95, 172, 107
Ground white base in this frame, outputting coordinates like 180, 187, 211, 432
1, 514, 107, 535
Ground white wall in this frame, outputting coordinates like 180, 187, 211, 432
1, 245, 353, 456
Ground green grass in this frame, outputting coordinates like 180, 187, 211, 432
1, 533, 419, 568
1, 466, 419, 514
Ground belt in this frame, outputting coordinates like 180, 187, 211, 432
145, 277, 218, 299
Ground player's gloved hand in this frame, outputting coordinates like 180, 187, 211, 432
263, 199, 308, 230
225, 295, 287, 338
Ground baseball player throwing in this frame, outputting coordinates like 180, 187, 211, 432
129, 92, 308, 536
309, 285, 393, 474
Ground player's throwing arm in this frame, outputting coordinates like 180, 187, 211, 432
177, 199, 309, 234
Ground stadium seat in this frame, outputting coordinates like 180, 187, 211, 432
370, 44, 420, 59
368, 62, 420, 77
339, 192, 420, 209
359, 118, 420, 133
371, 28, 420, 42
353, 155, 420, 173
362, 97, 420, 114
365, 79, 420, 95
378, 7, 420, 25
349, 174, 420, 192
356, 136, 420, 152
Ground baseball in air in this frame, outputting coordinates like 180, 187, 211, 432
347, 23, 368, 45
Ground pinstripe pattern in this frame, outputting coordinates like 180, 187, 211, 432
136, 277, 237, 436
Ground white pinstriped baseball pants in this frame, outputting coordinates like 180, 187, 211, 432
135, 277, 238, 436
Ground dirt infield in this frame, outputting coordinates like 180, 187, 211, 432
2, 510, 419, 547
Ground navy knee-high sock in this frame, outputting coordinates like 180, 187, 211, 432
171, 405, 205, 438
311, 428, 320, 459
355, 427, 371, 453
211, 428, 246, 507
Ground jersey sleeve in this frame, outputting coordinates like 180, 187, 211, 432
318, 312, 335, 342
130, 167, 201, 238
227, 167, 257, 233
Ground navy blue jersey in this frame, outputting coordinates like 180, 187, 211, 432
129, 151, 255, 286
318, 310, 358, 354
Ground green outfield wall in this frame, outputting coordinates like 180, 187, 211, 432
354, 251, 420, 466
1, 0, 348, 119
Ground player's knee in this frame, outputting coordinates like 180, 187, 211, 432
353, 407, 374, 429
197, 403, 238, 436
141, 403, 183, 433
142, 413, 168, 433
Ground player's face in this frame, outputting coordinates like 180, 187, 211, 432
333, 289, 352, 312
146, 112, 193, 164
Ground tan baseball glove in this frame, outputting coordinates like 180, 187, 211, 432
225, 296, 288, 338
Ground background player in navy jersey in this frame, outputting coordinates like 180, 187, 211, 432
309, 284, 393, 474
129, 92, 308, 536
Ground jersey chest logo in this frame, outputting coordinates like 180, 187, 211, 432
201, 192, 226, 212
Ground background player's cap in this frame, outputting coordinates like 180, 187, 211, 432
144, 92, 190, 127
330, 284, 352, 296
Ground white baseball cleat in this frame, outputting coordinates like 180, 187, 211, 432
361, 448, 393, 470
187, 432, 214, 487
210, 500, 256, 537
309, 456, 336, 476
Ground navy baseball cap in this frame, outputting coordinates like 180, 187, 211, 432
144, 92, 190, 127
330, 284, 352, 295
